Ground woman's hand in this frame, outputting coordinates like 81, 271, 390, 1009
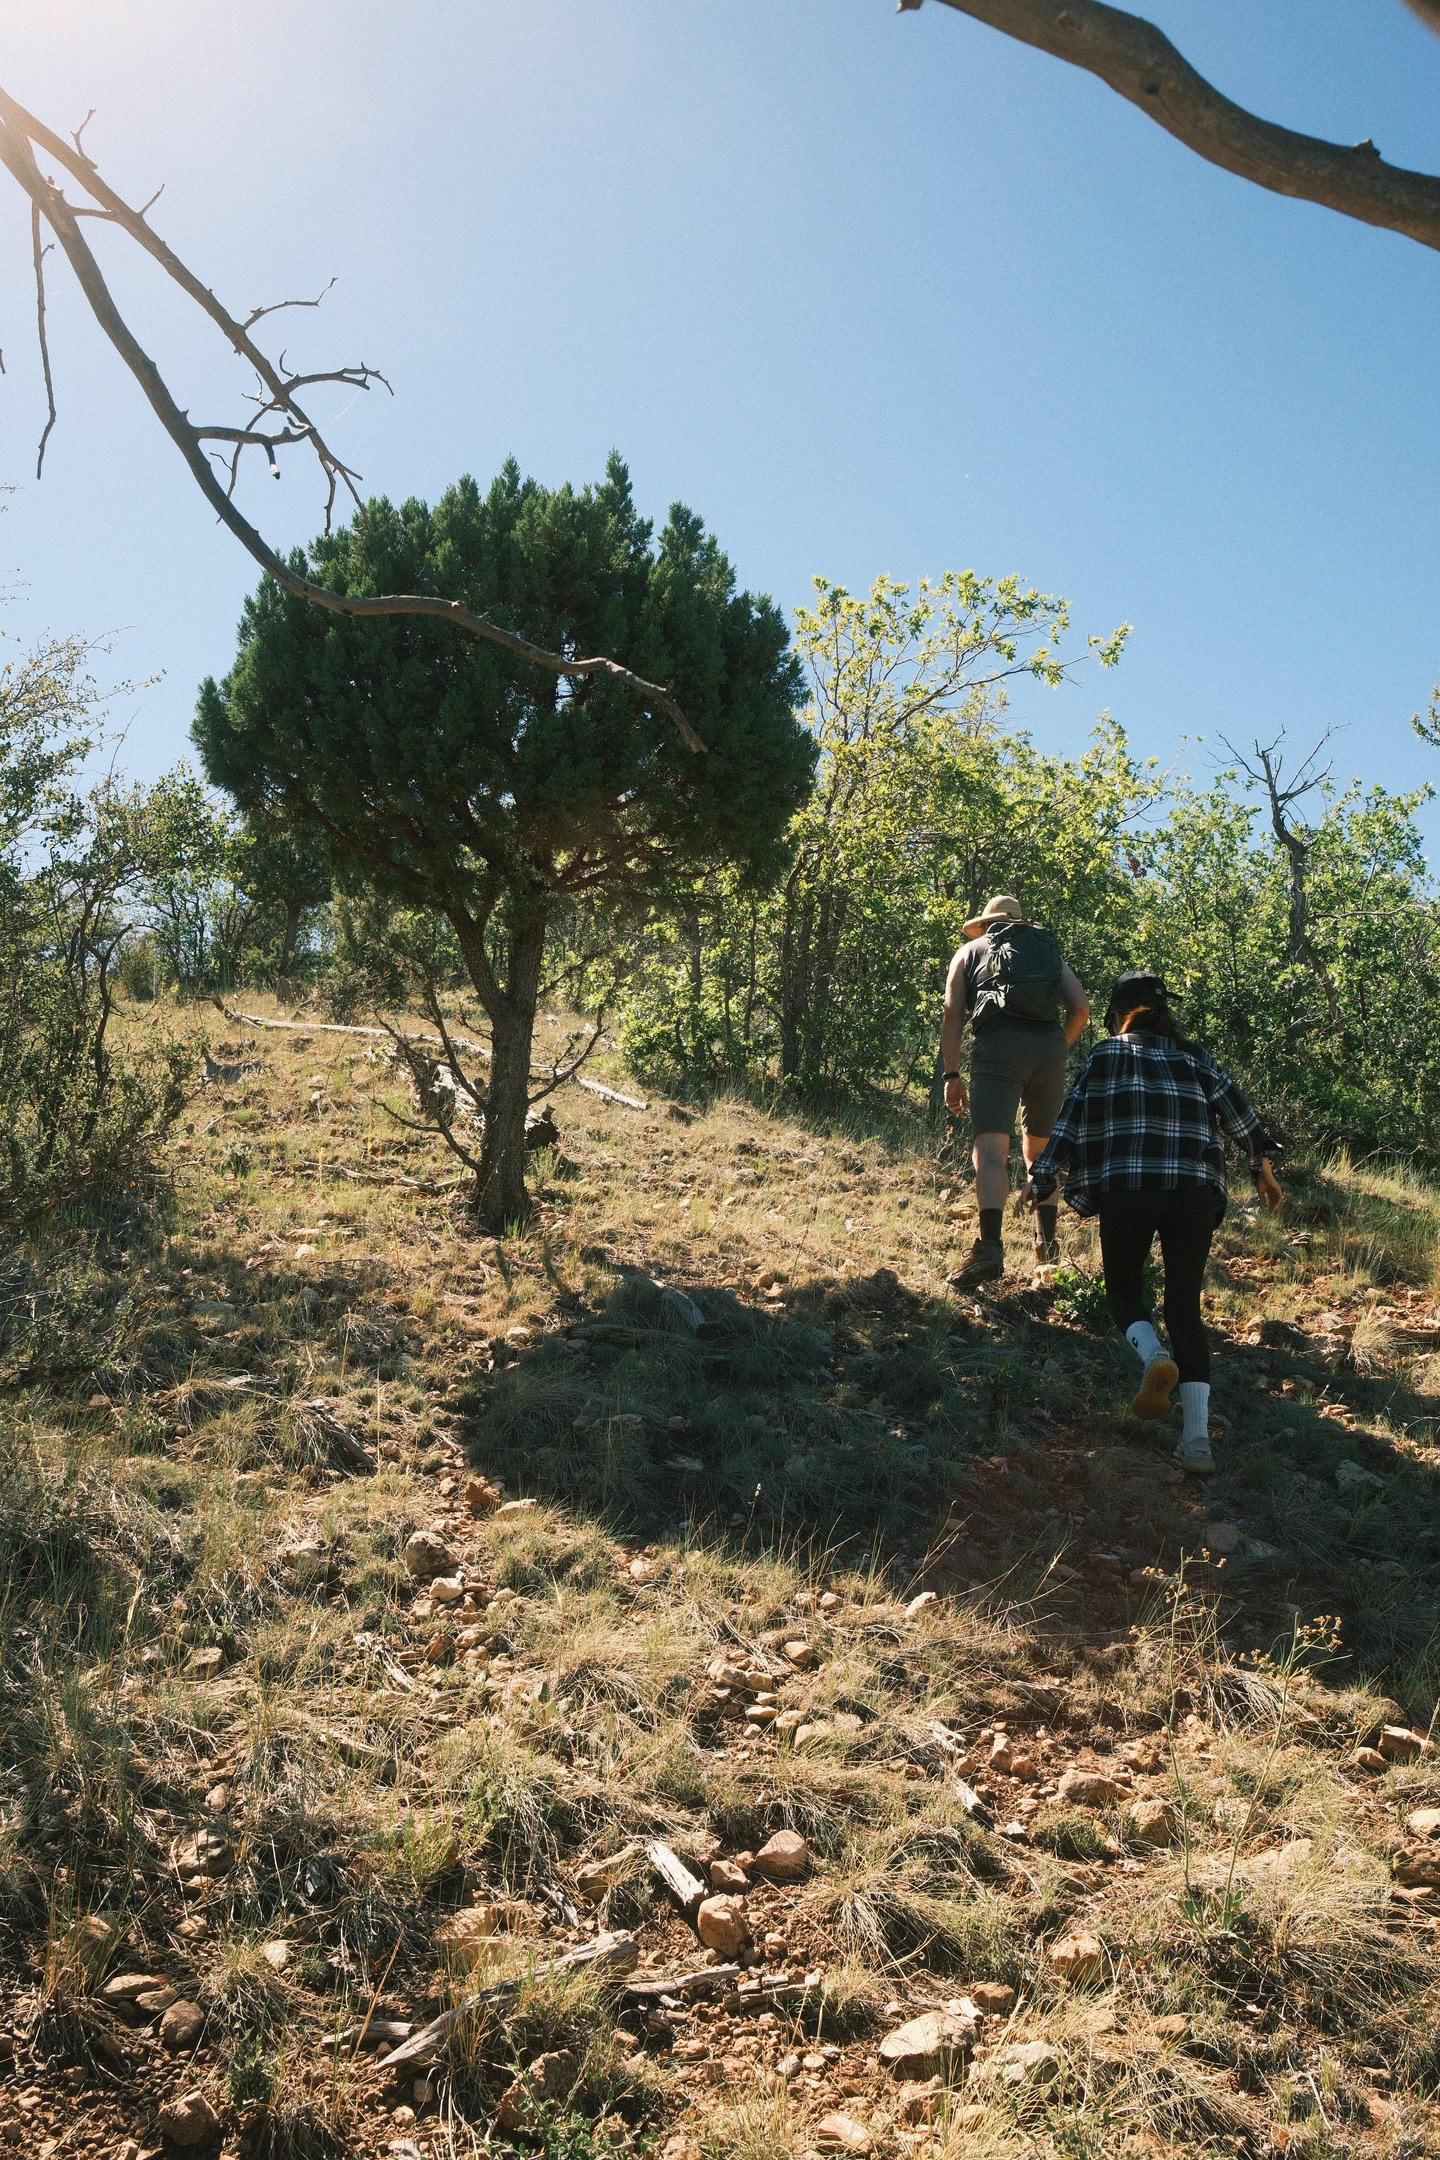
1256, 1157, 1283, 1213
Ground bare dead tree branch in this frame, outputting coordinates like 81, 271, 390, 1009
0, 85, 705, 754
902, 0, 1440, 256
29, 203, 56, 479
1220, 729, 1344, 1035
243, 278, 337, 331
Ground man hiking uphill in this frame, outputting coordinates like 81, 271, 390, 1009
940, 894, 1091, 1290
1022, 970, 1284, 1475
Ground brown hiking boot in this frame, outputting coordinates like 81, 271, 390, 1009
950, 1238, 1004, 1291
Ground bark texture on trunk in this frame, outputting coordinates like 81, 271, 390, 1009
460, 905, 547, 1235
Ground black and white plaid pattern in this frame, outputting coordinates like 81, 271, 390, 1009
1028, 1031, 1280, 1218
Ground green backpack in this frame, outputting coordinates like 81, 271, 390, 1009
973, 921, 1063, 1031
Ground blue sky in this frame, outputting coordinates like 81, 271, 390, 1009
3, 2, 1440, 842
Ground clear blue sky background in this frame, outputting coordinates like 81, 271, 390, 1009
3, 2, 1440, 843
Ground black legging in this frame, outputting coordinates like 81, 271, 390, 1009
1098, 1184, 1217, 1382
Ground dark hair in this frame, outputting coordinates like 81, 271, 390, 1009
1104, 969, 1182, 1039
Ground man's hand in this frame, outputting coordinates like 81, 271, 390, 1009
944, 1074, 968, 1116
1257, 1157, 1284, 1213
1015, 1179, 1039, 1214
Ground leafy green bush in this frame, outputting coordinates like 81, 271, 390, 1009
0, 637, 191, 1232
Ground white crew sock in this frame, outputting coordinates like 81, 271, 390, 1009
1179, 1382, 1211, 1444
1125, 1320, 1165, 1368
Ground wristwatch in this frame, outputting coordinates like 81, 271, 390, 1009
943, 1070, 961, 1082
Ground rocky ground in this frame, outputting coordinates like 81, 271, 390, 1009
0, 997, 1437, 2159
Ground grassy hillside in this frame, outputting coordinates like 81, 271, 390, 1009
1, 995, 1438, 2159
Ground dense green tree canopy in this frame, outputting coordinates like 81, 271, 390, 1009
194, 455, 814, 1226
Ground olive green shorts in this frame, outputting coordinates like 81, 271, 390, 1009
968, 1024, 1069, 1140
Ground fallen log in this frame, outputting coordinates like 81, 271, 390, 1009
645, 1840, 708, 1916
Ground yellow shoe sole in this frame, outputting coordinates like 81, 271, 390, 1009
1130, 1357, 1179, 1421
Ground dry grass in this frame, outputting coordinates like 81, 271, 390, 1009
0, 992, 1437, 2153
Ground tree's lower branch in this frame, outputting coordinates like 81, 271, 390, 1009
923, 0, 1440, 254
0, 87, 705, 753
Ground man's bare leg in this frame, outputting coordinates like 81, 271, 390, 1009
950, 1130, 1011, 1289
973, 1131, 1010, 1212
1023, 1131, 1060, 1258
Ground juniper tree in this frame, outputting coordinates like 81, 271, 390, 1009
194, 456, 813, 1230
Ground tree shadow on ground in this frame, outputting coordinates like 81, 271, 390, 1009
451, 1250, 1440, 1720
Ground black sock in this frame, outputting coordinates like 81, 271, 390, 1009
1038, 1203, 1058, 1245
979, 1207, 1003, 1246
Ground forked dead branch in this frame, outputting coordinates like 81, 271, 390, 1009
0, 86, 703, 752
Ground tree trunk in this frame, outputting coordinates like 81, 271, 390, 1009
470, 905, 547, 1235
278, 899, 301, 978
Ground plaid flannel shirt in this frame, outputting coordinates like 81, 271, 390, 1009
1028, 1031, 1281, 1219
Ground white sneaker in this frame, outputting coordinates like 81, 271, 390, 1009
1174, 1434, 1216, 1474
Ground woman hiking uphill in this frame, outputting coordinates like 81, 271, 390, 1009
1021, 970, 1284, 1475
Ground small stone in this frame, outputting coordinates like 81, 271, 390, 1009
1049, 1930, 1105, 1983
751, 1830, 809, 1882
794, 1722, 831, 1748
185, 1646, 224, 1676
575, 1846, 638, 1899
999, 2040, 1063, 2087
403, 1529, 456, 1581
1393, 1847, 1440, 1889
745, 1703, 778, 1726
203, 1783, 230, 1813
773, 1708, 805, 1734
100, 1972, 164, 2006
393, 2107, 417, 2129
784, 1640, 816, 1668
136, 1985, 179, 2015
1128, 1796, 1177, 1847
904, 1591, 938, 1620
1406, 1807, 1440, 1837
1352, 1746, 1388, 1772
1379, 1726, 1429, 1763
413, 2075, 435, 2104
1336, 1459, 1386, 1493
175, 1914, 207, 1941
1121, 1738, 1162, 1773
429, 1575, 465, 1605
494, 1497, 538, 1518
695, 1895, 749, 1953
155, 2090, 220, 2146
438, 1903, 529, 1966
257, 1939, 290, 1973
175, 1829, 232, 1878
815, 2114, 872, 2154
710, 1859, 749, 1892
1204, 1522, 1242, 1555
1153, 2014, 1189, 2041
878, 2007, 977, 2078
1057, 1768, 1128, 1806
896, 2079, 941, 2125
159, 2000, 205, 2051
818, 1590, 841, 1612
969, 1982, 1016, 2015
464, 1476, 501, 1514
496, 2048, 576, 2128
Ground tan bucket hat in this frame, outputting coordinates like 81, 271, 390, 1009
963, 893, 1024, 940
